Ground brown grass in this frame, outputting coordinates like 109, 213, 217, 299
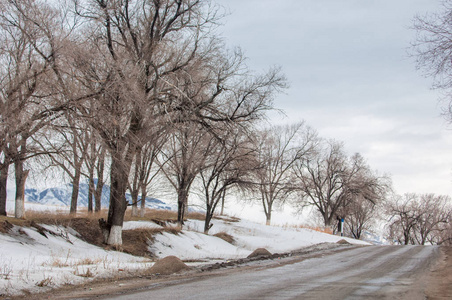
213, 215, 241, 223
124, 209, 206, 223
121, 228, 159, 258
214, 231, 235, 244
279, 223, 334, 235
0, 218, 14, 233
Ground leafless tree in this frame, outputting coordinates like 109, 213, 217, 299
385, 193, 451, 245
335, 163, 391, 239
198, 128, 257, 233
82, 129, 106, 213
342, 195, 377, 239
0, 143, 11, 216
159, 123, 214, 226
386, 193, 419, 245
128, 134, 166, 217
412, 1, 452, 120
65, 0, 286, 246
293, 140, 383, 228
252, 122, 317, 225
412, 194, 451, 245
433, 219, 452, 245
0, 0, 70, 218
33, 113, 92, 214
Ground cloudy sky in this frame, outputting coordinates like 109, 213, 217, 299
215, 0, 452, 196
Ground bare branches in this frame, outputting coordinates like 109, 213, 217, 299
250, 122, 317, 225
386, 193, 452, 245
411, 1, 452, 120
292, 139, 390, 230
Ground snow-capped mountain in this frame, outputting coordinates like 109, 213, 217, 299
20, 181, 175, 211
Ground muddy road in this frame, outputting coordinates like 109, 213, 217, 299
20, 244, 448, 300
100, 245, 440, 300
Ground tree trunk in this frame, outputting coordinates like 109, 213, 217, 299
106, 165, 128, 245
140, 185, 147, 218
88, 174, 94, 213
94, 149, 105, 213
204, 211, 213, 234
14, 161, 29, 219
265, 212, 271, 226
94, 179, 103, 213
104, 147, 133, 246
220, 191, 225, 216
323, 213, 332, 227
204, 198, 216, 234
130, 147, 141, 217
70, 167, 81, 215
265, 201, 272, 225
0, 165, 9, 216
177, 188, 189, 225
131, 191, 138, 217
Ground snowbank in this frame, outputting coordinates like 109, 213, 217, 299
154, 218, 369, 260
0, 216, 369, 297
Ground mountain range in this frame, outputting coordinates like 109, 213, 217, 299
11, 180, 176, 211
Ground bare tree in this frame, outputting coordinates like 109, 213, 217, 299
0, 145, 11, 216
293, 140, 381, 228
198, 128, 257, 233
128, 128, 167, 217
82, 128, 106, 213
159, 123, 214, 226
384, 193, 451, 245
412, 194, 451, 245
336, 163, 391, 239
67, 0, 222, 244
0, 0, 69, 218
342, 194, 381, 239
252, 122, 317, 225
386, 194, 420, 245
433, 218, 452, 245
412, 1, 452, 120
4, 0, 286, 246
33, 113, 91, 214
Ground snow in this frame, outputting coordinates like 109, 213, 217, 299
0, 222, 152, 296
122, 221, 163, 230
0, 205, 369, 297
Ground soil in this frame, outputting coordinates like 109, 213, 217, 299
424, 246, 452, 299
146, 256, 190, 275
247, 248, 272, 258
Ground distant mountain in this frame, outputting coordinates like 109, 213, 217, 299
23, 180, 176, 211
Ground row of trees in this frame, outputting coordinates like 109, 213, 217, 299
2, 0, 451, 248
0, 0, 286, 246
386, 193, 452, 245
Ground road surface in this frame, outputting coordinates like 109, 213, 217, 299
102, 245, 440, 300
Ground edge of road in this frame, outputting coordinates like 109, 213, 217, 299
7, 242, 362, 300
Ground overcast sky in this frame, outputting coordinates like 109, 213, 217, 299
214, 0, 452, 196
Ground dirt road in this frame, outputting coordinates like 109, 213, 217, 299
18, 244, 448, 300
97, 245, 441, 300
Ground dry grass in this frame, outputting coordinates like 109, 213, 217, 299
213, 215, 241, 223
214, 231, 235, 244
121, 228, 159, 258
279, 223, 334, 235
303, 226, 333, 235
124, 208, 206, 223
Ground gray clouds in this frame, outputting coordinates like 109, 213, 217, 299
215, 0, 452, 195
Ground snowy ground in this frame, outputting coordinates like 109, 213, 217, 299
0, 204, 368, 297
